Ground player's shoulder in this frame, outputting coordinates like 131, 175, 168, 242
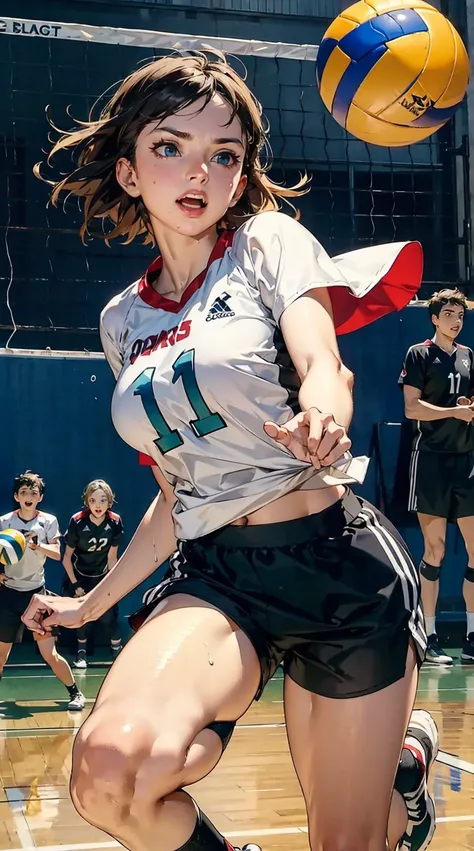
107, 510, 122, 524
406, 340, 433, 356
37, 510, 58, 525
232, 211, 309, 248
457, 343, 474, 354
0, 510, 16, 526
230, 212, 316, 282
100, 279, 142, 339
71, 508, 89, 524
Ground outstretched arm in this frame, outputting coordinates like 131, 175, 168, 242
281, 287, 354, 429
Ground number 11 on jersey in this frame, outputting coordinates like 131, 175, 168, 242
132, 349, 227, 455
449, 372, 461, 394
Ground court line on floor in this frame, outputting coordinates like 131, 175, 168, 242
1, 674, 106, 680
437, 750, 474, 774
3, 721, 471, 739
4, 789, 36, 849
2, 815, 474, 851
0, 721, 286, 738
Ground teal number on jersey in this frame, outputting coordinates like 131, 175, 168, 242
132, 368, 183, 453
132, 349, 226, 455
172, 349, 226, 438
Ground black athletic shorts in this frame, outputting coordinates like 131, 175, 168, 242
0, 584, 59, 643
408, 449, 474, 520
62, 573, 119, 635
63, 572, 107, 595
129, 491, 426, 700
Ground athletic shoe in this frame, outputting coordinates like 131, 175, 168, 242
234, 845, 261, 851
461, 632, 474, 662
67, 691, 86, 711
73, 653, 88, 669
424, 634, 453, 665
399, 709, 439, 851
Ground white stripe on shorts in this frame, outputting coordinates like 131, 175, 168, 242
359, 506, 427, 658
408, 430, 422, 512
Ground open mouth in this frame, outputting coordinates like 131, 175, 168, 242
176, 193, 208, 210
24, 501, 33, 507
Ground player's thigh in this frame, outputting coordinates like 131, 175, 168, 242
72, 593, 260, 798
0, 586, 24, 645
415, 451, 451, 520
453, 453, 474, 540
284, 644, 418, 849
94, 592, 260, 718
0, 640, 13, 665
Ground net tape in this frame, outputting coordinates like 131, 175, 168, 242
0, 16, 318, 61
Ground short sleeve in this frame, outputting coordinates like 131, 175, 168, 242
231, 211, 423, 334
398, 348, 426, 391
467, 348, 474, 397
100, 310, 124, 380
65, 518, 80, 549
230, 211, 345, 325
46, 516, 60, 543
111, 518, 124, 548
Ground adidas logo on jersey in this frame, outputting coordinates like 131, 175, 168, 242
105, 524, 111, 530
433, 357, 441, 364
206, 292, 235, 321
83, 525, 90, 531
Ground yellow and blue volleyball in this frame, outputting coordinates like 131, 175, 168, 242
0, 529, 27, 566
316, 0, 469, 147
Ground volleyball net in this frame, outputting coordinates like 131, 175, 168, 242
0, 14, 469, 349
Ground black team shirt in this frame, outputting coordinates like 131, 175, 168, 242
65, 509, 124, 577
399, 339, 474, 453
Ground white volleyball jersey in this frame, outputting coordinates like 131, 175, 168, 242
101, 211, 422, 540
0, 509, 60, 590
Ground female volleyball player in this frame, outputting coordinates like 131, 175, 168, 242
24, 52, 436, 851
62, 480, 124, 668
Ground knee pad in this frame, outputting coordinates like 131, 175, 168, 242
419, 560, 441, 581
206, 720, 236, 752
465, 567, 474, 583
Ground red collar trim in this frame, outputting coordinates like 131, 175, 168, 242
138, 230, 235, 313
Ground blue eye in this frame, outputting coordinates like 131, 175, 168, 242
213, 151, 237, 166
161, 143, 178, 157
151, 141, 180, 157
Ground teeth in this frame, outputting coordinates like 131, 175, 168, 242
178, 194, 206, 205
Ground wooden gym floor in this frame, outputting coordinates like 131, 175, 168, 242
1, 650, 474, 851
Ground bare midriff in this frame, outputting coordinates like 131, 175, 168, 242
230, 483, 346, 526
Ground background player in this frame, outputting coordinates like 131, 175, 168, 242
62, 480, 124, 668
400, 289, 474, 665
0, 471, 85, 709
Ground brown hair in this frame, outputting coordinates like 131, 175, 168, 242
427, 288, 468, 320
35, 51, 310, 244
83, 480, 115, 508
13, 471, 45, 496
